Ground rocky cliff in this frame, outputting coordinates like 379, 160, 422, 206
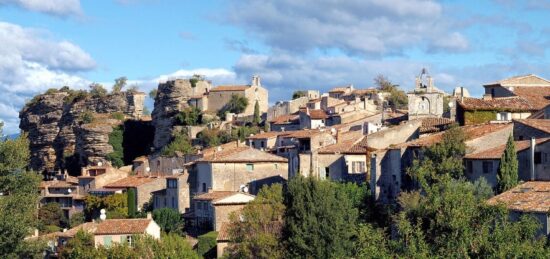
151, 79, 211, 150
19, 88, 145, 173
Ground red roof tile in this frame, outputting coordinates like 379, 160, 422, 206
104, 176, 159, 188
308, 109, 328, 119
515, 119, 550, 134
512, 87, 550, 110
210, 85, 249, 92
95, 219, 152, 235
464, 137, 550, 159
270, 114, 300, 124
194, 191, 239, 201
246, 131, 289, 140
199, 147, 287, 163
487, 181, 550, 213
458, 96, 533, 111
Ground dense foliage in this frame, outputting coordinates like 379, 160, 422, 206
59, 231, 199, 259
84, 193, 128, 220
464, 110, 496, 124
197, 231, 218, 258
175, 107, 202, 126
38, 202, 68, 232
253, 100, 261, 125
218, 94, 248, 118
497, 134, 519, 193
152, 208, 184, 235
112, 76, 127, 93
89, 83, 107, 97
0, 124, 45, 258
106, 125, 124, 168
291, 90, 307, 99
374, 74, 408, 109
161, 131, 194, 156
127, 187, 137, 218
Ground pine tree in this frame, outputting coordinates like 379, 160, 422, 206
253, 100, 261, 125
497, 134, 518, 193
127, 188, 137, 218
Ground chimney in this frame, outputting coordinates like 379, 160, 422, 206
208, 187, 213, 193
530, 137, 536, 181
146, 212, 152, 219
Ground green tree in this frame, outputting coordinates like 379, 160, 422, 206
292, 90, 307, 99
0, 124, 45, 258
112, 76, 127, 93
374, 74, 408, 109
84, 193, 128, 220
497, 134, 519, 193
197, 231, 218, 258
253, 100, 261, 125
149, 89, 158, 99
69, 212, 86, 228
89, 83, 107, 97
408, 125, 465, 185
106, 126, 124, 168
38, 202, 68, 231
59, 230, 103, 259
225, 184, 285, 258
197, 129, 221, 147
127, 188, 137, 218
175, 107, 202, 126
152, 208, 183, 234
161, 131, 194, 156
219, 94, 248, 118
283, 177, 358, 258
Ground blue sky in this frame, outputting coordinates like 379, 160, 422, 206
1, 0, 550, 134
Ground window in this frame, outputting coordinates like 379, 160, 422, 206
482, 161, 493, 174
172, 197, 176, 208
325, 167, 330, 179
498, 112, 509, 121
103, 236, 112, 247
274, 163, 278, 169
202, 183, 207, 193
491, 88, 495, 97
352, 161, 366, 174
126, 236, 133, 246
167, 179, 177, 189
535, 152, 542, 164
261, 141, 265, 148
246, 164, 254, 172
466, 160, 473, 174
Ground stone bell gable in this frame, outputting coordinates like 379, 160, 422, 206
408, 68, 444, 120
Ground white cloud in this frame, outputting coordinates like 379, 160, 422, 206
0, 22, 94, 134
0, 0, 82, 17
225, 0, 467, 55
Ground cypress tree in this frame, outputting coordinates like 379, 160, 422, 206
127, 188, 137, 218
253, 100, 261, 125
497, 134, 518, 193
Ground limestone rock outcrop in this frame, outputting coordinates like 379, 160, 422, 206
19, 89, 145, 172
151, 79, 211, 150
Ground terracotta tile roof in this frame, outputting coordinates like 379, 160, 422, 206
398, 123, 512, 148
464, 137, 550, 159
199, 147, 287, 163
350, 88, 377, 95
515, 119, 550, 134
247, 131, 289, 140
104, 176, 159, 188
49, 181, 77, 188
308, 98, 321, 103
194, 191, 237, 201
512, 87, 550, 110
319, 133, 374, 154
487, 181, 550, 213
458, 96, 534, 111
200, 141, 241, 159
270, 114, 300, 124
210, 85, 249, 92
484, 74, 550, 87
420, 117, 455, 134
194, 191, 255, 205
329, 85, 353, 93
95, 219, 152, 235
308, 109, 328, 119
58, 222, 98, 238
283, 129, 326, 139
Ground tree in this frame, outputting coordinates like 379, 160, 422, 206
292, 90, 307, 100
0, 124, 45, 258
106, 126, 124, 168
175, 107, 201, 126
112, 76, 127, 93
84, 193, 128, 220
149, 89, 158, 100
69, 212, 85, 228
152, 208, 183, 234
127, 188, 137, 218
408, 125, 466, 185
225, 184, 285, 258
253, 101, 261, 125
161, 131, 194, 156
219, 94, 248, 117
283, 177, 358, 258
38, 202, 68, 231
89, 83, 107, 97
374, 74, 408, 109
497, 134, 519, 193
189, 74, 203, 88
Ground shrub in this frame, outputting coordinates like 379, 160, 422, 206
292, 90, 307, 99
111, 112, 125, 121
152, 208, 184, 234
197, 231, 218, 258
162, 131, 194, 156
89, 83, 107, 97
175, 107, 202, 126
106, 126, 124, 167
69, 212, 85, 228
80, 111, 94, 124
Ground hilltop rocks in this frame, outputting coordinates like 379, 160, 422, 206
19, 89, 146, 173
151, 79, 211, 150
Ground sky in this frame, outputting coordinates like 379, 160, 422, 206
1, 0, 550, 134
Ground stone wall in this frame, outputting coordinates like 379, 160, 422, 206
367, 120, 421, 149
213, 204, 246, 231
